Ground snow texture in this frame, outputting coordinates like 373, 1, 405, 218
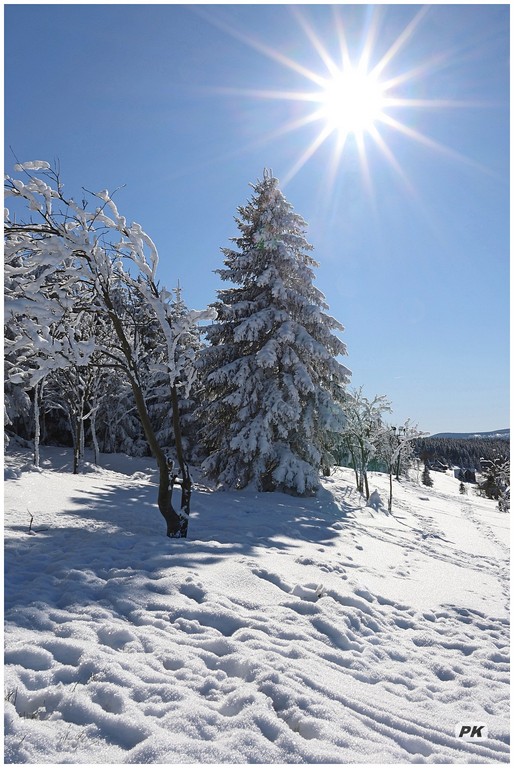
4, 447, 510, 764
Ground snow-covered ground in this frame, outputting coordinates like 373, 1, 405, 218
4, 447, 510, 764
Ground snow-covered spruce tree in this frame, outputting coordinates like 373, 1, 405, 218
198, 170, 350, 495
478, 455, 510, 510
421, 463, 433, 488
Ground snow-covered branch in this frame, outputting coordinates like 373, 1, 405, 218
4, 161, 213, 536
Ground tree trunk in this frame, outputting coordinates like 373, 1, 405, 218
363, 471, 370, 500
171, 383, 191, 536
73, 416, 81, 475
130, 376, 182, 536
105, 300, 184, 536
67, 408, 78, 474
359, 441, 370, 499
91, 408, 100, 466
156, 455, 182, 537
388, 469, 393, 512
33, 379, 43, 468
79, 413, 85, 468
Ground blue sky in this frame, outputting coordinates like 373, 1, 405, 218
5, 3, 509, 435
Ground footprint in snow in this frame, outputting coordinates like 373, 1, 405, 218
291, 583, 325, 601
179, 580, 206, 604
252, 568, 292, 594
252, 569, 324, 601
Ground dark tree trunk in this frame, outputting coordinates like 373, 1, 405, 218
68, 412, 79, 475
72, 416, 82, 475
364, 471, 370, 500
129, 375, 184, 536
359, 443, 370, 500
106, 301, 184, 537
156, 453, 183, 537
171, 384, 191, 536
91, 407, 100, 466
33, 379, 43, 468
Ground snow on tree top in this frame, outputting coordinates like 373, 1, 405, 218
13, 161, 51, 172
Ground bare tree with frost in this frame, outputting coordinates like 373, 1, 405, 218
378, 421, 425, 511
5, 205, 97, 467
147, 283, 205, 463
4, 161, 214, 536
340, 388, 392, 499
198, 170, 350, 495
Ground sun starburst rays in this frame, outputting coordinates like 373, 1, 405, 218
199, 6, 487, 196
369, 6, 430, 81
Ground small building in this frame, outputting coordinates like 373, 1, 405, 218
454, 467, 477, 484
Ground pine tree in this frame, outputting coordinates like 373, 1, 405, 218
421, 463, 433, 487
198, 170, 350, 495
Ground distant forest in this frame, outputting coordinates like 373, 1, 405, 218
413, 437, 510, 472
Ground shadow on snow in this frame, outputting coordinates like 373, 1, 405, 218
5, 466, 354, 622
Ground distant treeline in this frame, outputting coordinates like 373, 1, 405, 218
413, 437, 510, 471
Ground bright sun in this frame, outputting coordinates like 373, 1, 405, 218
320, 68, 386, 136
208, 6, 480, 189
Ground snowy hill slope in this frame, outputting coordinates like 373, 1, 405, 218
4, 447, 510, 764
